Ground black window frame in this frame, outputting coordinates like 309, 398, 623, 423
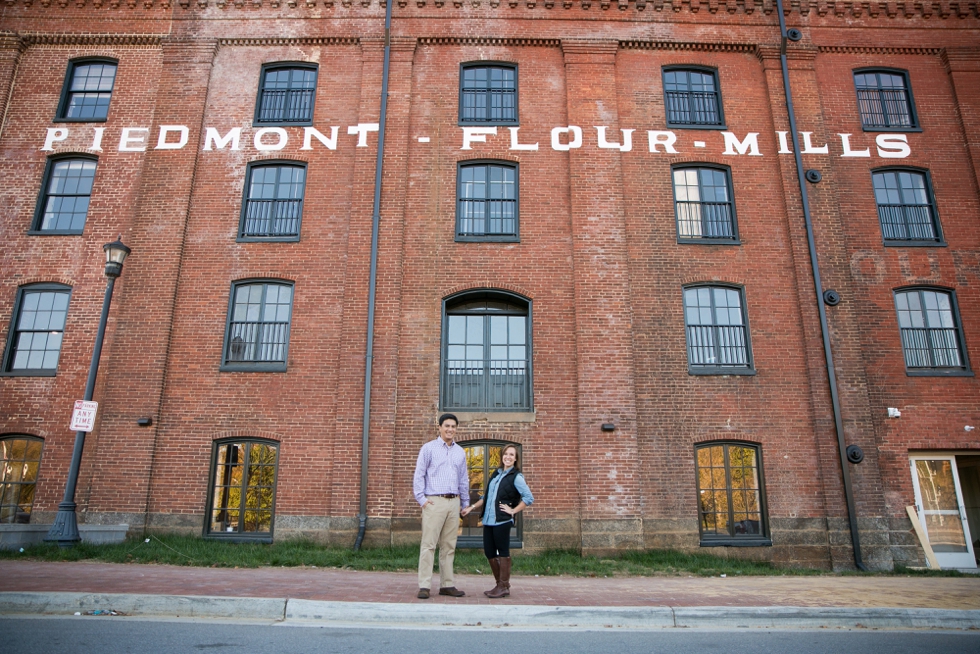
55, 57, 118, 123
203, 437, 280, 542
893, 287, 972, 377
458, 62, 519, 126
253, 62, 318, 127
853, 68, 920, 132
220, 280, 294, 373
871, 167, 944, 247
671, 164, 740, 244
455, 160, 520, 243
0, 435, 45, 525
237, 160, 307, 242
2, 283, 73, 377
694, 441, 771, 546
457, 439, 525, 549
29, 155, 99, 235
682, 284, 755, 375
662, 66, 726, 130
441, 290, 533, 412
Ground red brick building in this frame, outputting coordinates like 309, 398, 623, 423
1, 2, 978, 570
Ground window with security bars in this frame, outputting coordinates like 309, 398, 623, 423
695, 442, 768, 544
255, 65, 317, 125
872, 170, 941, 243
33, 157, 97, 233
58, 60, 117, 121
458, 441, 523, 548
673, 166, 738, 241
663, 68, 723, 127
442, 293, 531, 411
206, 439, 278, 539
683, 286, 752, 373
239, 163, 306, 240
894, 289, 969, 373
3, 285, 71, 375
854, 70, 916, 130
456, 162, 518, 241
0, 436, 44, 524
222, 282, 292, 371
459, 65, 517, 124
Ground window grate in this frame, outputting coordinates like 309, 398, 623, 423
242, 200, 303, 238
900, 327, 963, 369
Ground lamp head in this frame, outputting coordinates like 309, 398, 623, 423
103, 237, 131, 278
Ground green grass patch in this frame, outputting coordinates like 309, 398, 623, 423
0, 533, 847, 576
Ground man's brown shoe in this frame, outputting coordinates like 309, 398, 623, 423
438, 587, 465, 597
417, 588, 430, 599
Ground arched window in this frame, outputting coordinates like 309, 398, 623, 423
57, 58, 117, 122
663, 67, 724, 128
854, 69, 917, 130
894, 288, 970, 374
205, 439, 279, 540
0, 436, 44, 524
222, 281, 293, 371
255, 63, 318, 125
672, 165, 738, 242
239, 161, 307, 240
458, 440, 524, 548
872, 169, 942, 244
3, 284, 72, 375
695, 441, 769, 545
683, 285, 753, 374
459, 63, 517, 125
32, 156, 98, 234
442, 291, 531, 411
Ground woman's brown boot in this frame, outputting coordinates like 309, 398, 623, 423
484, 558, 501, 597
487, 557, 511, 598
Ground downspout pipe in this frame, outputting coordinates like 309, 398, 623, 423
774, 0, 868, 571
354, 0, 393, 551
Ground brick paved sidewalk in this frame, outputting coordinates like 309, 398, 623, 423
2, 560, 979, 610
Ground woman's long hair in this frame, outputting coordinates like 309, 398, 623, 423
501, 444, 520, 473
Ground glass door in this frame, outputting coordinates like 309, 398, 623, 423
910, 456, 977, 569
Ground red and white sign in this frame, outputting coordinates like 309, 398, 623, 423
70, 400, 98, 432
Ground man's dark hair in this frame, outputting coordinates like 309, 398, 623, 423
438, 413, 458, 426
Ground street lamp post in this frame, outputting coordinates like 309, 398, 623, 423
45, 238, 131, 547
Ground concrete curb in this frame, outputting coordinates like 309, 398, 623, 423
2, 592, 980, 630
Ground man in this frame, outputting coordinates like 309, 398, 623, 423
413, 413, 469, 599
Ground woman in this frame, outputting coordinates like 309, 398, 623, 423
461, 444, 534, 598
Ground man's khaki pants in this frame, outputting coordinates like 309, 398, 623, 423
418, 495, 460, 590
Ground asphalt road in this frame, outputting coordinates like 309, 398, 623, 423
3, 617, 980, 654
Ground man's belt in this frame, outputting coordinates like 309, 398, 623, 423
432, 494, 458, 499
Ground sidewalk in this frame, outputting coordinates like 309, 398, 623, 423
2, 560, 980, 630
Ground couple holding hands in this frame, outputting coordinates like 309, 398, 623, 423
412, 413, 534, 600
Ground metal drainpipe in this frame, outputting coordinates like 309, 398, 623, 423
774, 0, 868, 570
354, 0, 393, 551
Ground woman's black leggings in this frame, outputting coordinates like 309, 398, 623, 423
483, 522, 512, 558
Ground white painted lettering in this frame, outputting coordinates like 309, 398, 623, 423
839, 133, 870, 158
647, 130, 678, 154
508, 127, 538, 151
155, 125, 189, 150
302, 126, 339, 150
461, 126, 497, 150
119, 127, 149, 152
551, 126, 582, 151
800, 132, 829, 154
596, 126, 634, 152
722, 132, 761, 156
254, 127, 288, 151
876, 134, 911, 159
776, 131, 793, 154
90, 127, 105, 152
203, 127, 241, 151
42, 127, 69, 151
348, 123, 380, 147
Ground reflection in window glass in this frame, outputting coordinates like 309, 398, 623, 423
684, 286, 750, 369
225, 283, 293, 365
209, 440, 278, 536
39, 159, 97, 232
695, 442, 766, 541
63, 62, 116, 121
895, 289, 965, 370
0, 437, 43, 524
6, 288, 71, 372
